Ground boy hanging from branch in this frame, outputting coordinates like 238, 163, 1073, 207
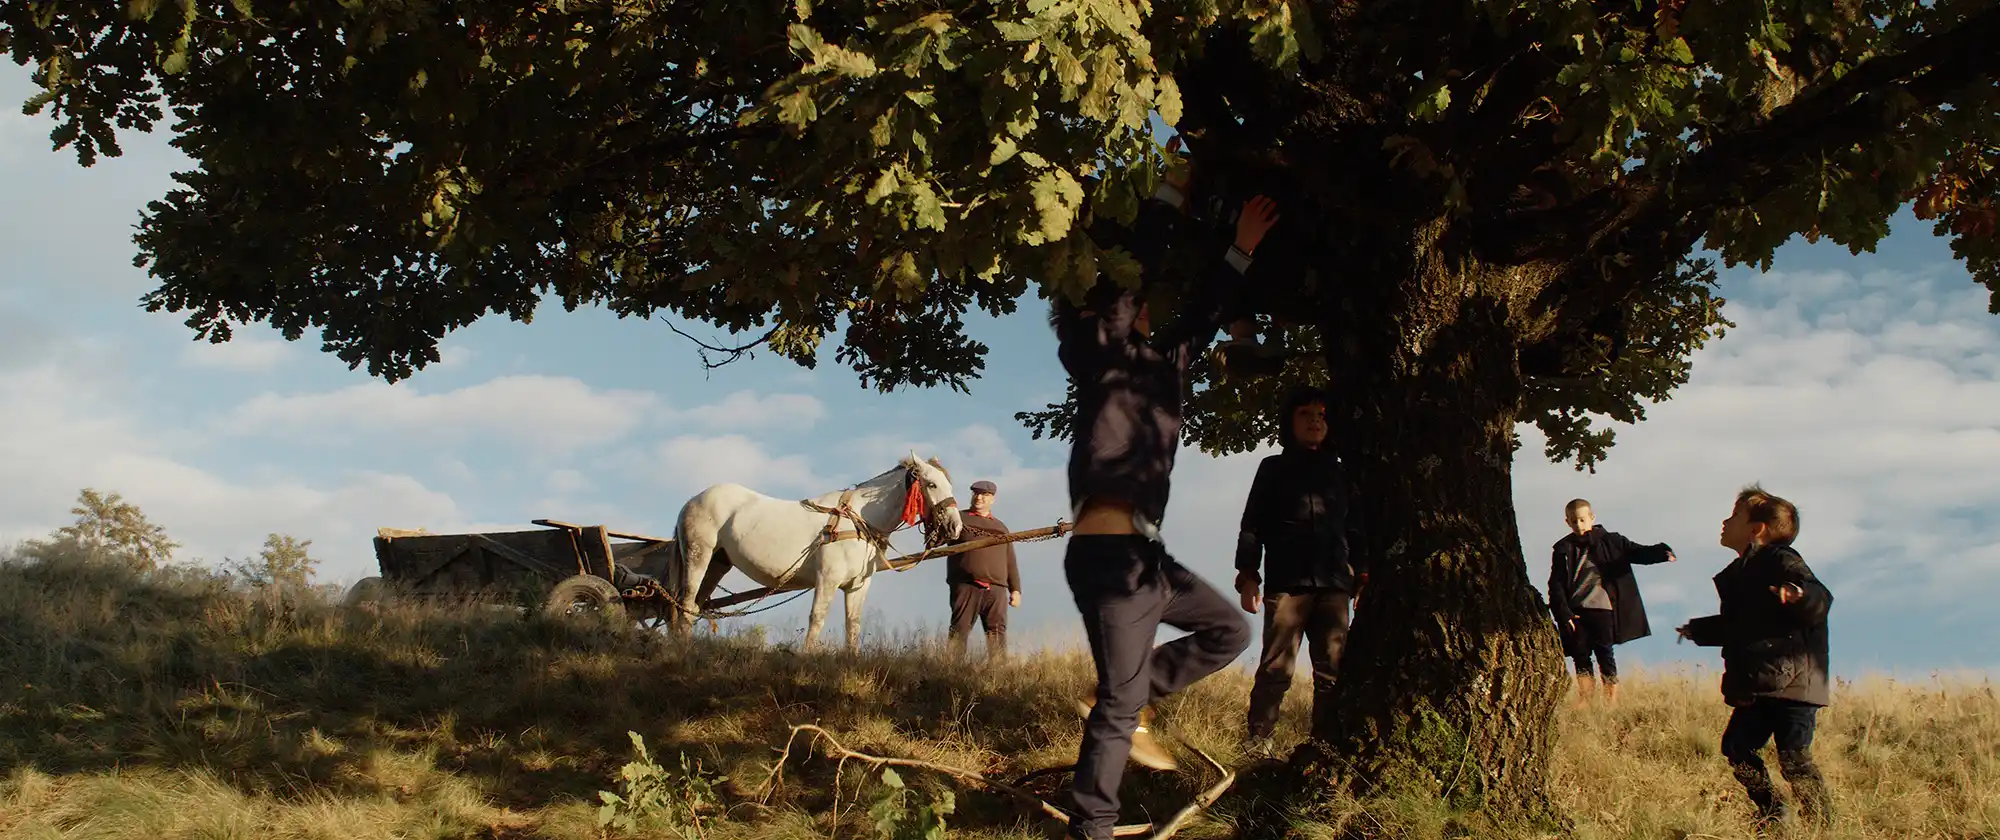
1047, 134, 1279, 840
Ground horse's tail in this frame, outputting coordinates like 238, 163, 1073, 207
670, 499, 692, 602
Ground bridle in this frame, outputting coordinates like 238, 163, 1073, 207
800, 465, 958, 551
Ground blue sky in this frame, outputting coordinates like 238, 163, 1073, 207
3, 66, 1996, 681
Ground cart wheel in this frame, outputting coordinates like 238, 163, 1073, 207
545, 575, 626, 623
345, 577, 391, 608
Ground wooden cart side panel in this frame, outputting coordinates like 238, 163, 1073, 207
613, 541, 679, 580
376, 529, 586, 593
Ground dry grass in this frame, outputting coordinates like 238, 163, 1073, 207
0, 551, 1991, 840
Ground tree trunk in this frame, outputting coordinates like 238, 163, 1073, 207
1287, 241, 1569, 826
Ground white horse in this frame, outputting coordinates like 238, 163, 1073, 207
670, 453, 964, 650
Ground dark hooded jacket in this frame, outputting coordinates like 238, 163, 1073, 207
1232, 388, 1365, 593
1683, 544, 1835, 707
1548, 525, 1673, 655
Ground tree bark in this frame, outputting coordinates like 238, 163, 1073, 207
1284, 237, 1569, 827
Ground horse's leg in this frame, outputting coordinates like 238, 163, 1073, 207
695, 550, 733, 616
675, 502, 719, 638
842, 574, 873, 654
804, 578, 837, 652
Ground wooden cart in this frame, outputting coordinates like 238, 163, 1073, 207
345, 519, 681, 624
344, 518, 1073, 626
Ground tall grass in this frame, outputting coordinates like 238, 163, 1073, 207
0, 547, 1991, 840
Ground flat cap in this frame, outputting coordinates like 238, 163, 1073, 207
970, 480, 997, 494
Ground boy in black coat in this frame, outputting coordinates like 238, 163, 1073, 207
1678, 484, 1835, 830
1548, 498, 1676, 705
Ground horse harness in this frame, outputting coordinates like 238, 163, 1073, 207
799, 469, 957, 550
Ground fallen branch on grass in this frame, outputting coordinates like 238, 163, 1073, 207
756, 724, 1235, 840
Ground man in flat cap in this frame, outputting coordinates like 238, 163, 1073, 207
945, 479, 1022, 661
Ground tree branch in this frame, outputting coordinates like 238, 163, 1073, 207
1484, 3, 2000, 266
659, 317, 778, 370
756, 724, 1235, 840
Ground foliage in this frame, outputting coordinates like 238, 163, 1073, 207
865, 768, 954, 840
223, 533, 320, 593
596, 731, 726, 839
5, 1, 1996, 467
17, 488, 179, 572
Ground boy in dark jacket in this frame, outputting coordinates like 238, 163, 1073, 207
1233, 385, 1364, 757
1049, 142, 1270, 840
1678, 484, 1834, 829
1548, 498, 1676, 705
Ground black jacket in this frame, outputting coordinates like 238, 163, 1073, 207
1683, 544, 1834, 707
1547, 526, 1673, 653
1233, 444, 1364, 593
1056, 185, 1252, 530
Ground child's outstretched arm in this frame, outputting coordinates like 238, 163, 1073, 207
1678, 613, 1734, 647
1609, 531, 1677, 565
1771, 552, 1834, 626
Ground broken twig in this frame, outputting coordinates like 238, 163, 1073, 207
758, 724, 1236, 840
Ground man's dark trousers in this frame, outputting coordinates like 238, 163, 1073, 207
1064, 535, 1250, 840
1721, 698, 1831, 824
947, 582, 1009, 659
1245, 587, 1350, 739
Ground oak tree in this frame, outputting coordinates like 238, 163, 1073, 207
9, 0, 1999, 822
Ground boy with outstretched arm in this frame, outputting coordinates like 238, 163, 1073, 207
1677, 485, 1835, 830
1547, 498, 1677, 705
1047, 143, 1273, 840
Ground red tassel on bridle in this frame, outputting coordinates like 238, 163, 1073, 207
901, 476, 928, 527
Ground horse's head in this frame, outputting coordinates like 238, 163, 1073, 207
902, 452, 964, 545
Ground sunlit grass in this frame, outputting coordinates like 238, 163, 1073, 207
0, 548, 1990, 839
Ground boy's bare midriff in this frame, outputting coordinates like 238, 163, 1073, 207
1074, 499, 1141, 535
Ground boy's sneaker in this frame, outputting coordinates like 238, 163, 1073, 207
1751, 803, 1791, 837
1075, 697, 1179, 771
1241, 735, 1278, 760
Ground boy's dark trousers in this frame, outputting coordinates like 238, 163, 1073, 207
1063, 534, 1250, 840
1570, 607, 1618, 682
1721, 698, 1832, 825
946, 582, 1009, 659
1245, 587, 1351, 739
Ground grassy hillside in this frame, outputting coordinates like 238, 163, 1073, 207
0, 550, 1992, 840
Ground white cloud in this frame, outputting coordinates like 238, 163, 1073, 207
1509, 264, 2000, 665
652, 434, 823, 499
0, 356, 470, 585
435, 345, 476, 371
180, 335, 298, 372
548, 469, 592, 495
669, 389, 825, 431
224, 375, 662, 452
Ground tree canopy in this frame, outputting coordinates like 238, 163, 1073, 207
5, 1, 1996, 466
